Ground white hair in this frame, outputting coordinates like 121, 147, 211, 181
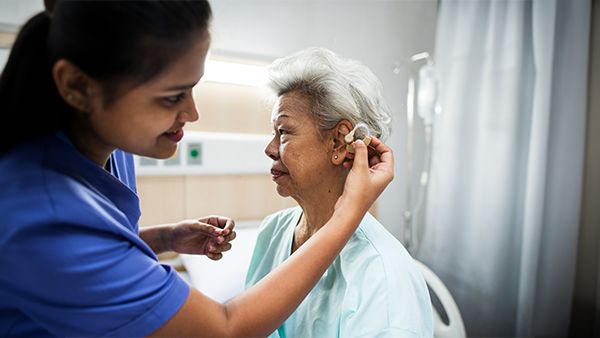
267, 47, 393, 141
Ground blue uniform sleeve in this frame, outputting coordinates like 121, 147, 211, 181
3, 216, 189, 337
1, 185, 189, 337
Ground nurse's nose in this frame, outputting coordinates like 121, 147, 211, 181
178, 96, 199, 123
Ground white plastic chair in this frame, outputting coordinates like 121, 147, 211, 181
414, 260, 467, 338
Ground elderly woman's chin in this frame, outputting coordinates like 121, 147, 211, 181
274, 184, 293, 198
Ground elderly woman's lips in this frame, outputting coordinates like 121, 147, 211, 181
270, 169, 285, 179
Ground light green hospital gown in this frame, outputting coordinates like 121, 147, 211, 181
245, 207, 434, 338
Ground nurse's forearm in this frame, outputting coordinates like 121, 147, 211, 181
148, 202, 367, 338
221, 203, 366, 337
139, 224, 171, 254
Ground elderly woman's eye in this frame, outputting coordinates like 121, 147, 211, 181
278, 129, 286, 135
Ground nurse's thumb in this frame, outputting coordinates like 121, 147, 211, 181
350, 140, 368, 172
191, 221, 221, 237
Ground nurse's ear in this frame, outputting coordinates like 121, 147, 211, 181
52, 59, 101, 113
331, 120, 353, 165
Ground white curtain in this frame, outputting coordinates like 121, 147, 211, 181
416, 0, 591, 336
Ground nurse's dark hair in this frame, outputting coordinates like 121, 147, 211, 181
0, 0, 212, 154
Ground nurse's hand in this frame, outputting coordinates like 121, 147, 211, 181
140, 216, 236, 260
336, 137, 394, 213
169, 216, 236, 260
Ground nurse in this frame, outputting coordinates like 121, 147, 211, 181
0, 1, 394, 337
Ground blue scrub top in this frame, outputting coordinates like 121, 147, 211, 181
0, 133, 189, 337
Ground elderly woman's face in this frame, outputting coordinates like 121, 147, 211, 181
265, 91, 334, 199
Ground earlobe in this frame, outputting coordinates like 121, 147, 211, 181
52, 59, 98, 112
332, 152, 346, 165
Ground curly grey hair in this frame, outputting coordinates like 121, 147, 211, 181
267, 47, 393, 141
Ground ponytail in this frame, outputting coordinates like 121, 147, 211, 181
0, 12, 70, 154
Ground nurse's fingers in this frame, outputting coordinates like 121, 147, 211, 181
367, 136, 394, 174
184, 220, 221, 237
220, 229, 236, 244
207, 224, 236, 245
199, 215, 235, 236
206, 252, 223, 261
343, 136, 386, 168
209, 242, 233, 254
366, 136, 381, 166
222, 217, 235, 229
206, 242, 233, 261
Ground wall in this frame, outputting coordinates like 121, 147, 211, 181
0, 0, 43, 69
0, 0, 42, 24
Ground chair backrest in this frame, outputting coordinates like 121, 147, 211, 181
414, 260, 467, 338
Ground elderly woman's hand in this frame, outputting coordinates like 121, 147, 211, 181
337, 136, 394, 212
167, 216, 236, 260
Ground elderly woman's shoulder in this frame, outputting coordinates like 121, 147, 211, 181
345, 212, 416, 268
355, 213, 404, 247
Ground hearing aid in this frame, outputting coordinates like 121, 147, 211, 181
345, 123, 372, 153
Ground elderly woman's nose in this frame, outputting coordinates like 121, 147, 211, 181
265, 138, 279, 160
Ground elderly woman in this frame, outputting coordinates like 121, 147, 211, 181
245, 48, 434, 338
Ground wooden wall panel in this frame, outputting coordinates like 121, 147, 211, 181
137, 174, 298, 227
184, 174, 297, 221
189, 81, 274, 134
0, 31, 16, 49
137, 176, 186, 227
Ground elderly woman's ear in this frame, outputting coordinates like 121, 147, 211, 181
332, 120, 353, 165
